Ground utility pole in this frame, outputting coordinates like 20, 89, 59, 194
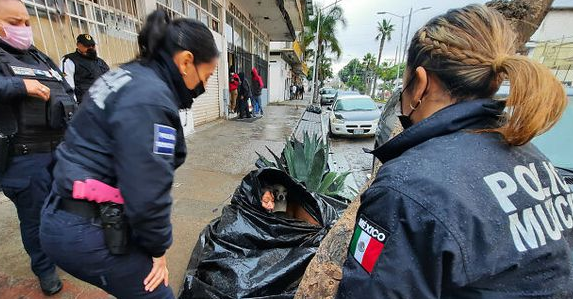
378, 6, 430, 89
311, 0, 341, 105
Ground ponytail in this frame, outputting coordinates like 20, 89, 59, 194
491, 56, 567, 146
137, 9, 219, 64
406, 4, 567, 146
137, 9, 170, 61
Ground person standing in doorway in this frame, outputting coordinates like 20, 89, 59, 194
237, 71, 252, 119
229, 72, 239, 114
251, 67, 264, 116
61, 34, 109, 104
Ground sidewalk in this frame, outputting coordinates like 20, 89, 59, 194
0, 104, 304, 298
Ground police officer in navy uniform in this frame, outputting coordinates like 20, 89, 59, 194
61, 34, 109, 103
0, 0, 76, 295
39, 10, 219, 298
337, 5, 573, 299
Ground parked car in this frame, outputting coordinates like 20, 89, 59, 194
320, 88, 337, 105
328, 95, 381, 137
496, 86, 573, 187
372, 86, 573, 188
373, 89, 400, 149
333, 90, 360, 104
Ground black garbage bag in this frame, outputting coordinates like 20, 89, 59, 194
179, 168, 347, 299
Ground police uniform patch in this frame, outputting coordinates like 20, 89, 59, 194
349, 215, 390, 274
153, 124, 176, 156
10, 66, 35, 76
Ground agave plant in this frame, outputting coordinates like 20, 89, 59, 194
257, 132, 355, 199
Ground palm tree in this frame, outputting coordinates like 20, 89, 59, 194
362, 53, 377, 94
304, 4, 347, 101
372, 19, 394, 97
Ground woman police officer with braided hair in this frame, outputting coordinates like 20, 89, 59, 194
337, 4, 572, 299
39, 10, 219, 298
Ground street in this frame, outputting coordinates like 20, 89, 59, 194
0, 103, 374, 298
322, 107, 375, 195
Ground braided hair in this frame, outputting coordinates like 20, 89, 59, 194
405, 4, 567, 146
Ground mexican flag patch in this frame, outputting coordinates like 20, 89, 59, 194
349, 216, 389, 274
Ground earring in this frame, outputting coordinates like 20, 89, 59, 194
183, 72, 188, 76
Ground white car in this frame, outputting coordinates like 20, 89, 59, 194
328, 95, 382, 137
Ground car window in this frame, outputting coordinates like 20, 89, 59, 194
532, 96, 573, 170
334, 98, 377, 111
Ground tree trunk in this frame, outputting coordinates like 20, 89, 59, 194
295, 1, 554, 296
486, 0, 554, 53
371, 37, 385, 98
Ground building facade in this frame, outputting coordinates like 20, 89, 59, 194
268, 40, 308, 102
528, 1, 573, 86
23, 0, 309, 135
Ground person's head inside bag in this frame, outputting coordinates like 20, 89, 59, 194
138, 9, 219, 108
398, 4, 567, 143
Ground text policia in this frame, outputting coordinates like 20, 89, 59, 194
484, 161, 573, 252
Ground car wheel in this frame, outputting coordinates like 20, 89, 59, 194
328, 122, 336, 138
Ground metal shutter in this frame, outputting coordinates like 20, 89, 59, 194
192, 61, 220, 126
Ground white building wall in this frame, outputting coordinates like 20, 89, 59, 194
269, 54, 291, 102
531, 10, 573, 42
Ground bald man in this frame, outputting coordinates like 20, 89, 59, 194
0, 0, 76, 295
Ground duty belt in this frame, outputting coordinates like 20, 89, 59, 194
12, 141, 60, 156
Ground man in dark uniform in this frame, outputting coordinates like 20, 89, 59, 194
0, 0, 76, 295
61, 33, 109, 103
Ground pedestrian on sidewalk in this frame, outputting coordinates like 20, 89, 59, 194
39, 10, 219, 299
0, 0, 77, 295
290, 83, 297, 101
337, 4, 572, 298
237, 71, 252, 119
297, 82, 304, 100
251, 67, 264, 116
229, 72, 239, 113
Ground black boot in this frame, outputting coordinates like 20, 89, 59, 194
39, 272, 63, 296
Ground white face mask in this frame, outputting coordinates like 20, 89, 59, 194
0, 23, 33, 50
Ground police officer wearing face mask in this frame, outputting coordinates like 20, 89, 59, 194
0, 0, 76, 296
337, 5, 573, 299
39, 10, 218, 298
61, 34, 109, 104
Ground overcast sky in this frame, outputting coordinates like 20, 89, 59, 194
313, 0, 490, 73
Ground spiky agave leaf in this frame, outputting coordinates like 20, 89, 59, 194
283, 137, 296, 177
265, 146, 288, 174
317, 172, 338, 194
292, 137, 309, 183
306, 148, 327, 192
256, 151, 277, 168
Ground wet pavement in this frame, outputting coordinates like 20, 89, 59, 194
321, 108, 376, 194
0, 104, 303, 298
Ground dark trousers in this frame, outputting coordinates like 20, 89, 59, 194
237, 98, 251, 118
0, 153, 56, 279
40, 195, 175, 299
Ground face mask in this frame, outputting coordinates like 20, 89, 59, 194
0, 24, 33, 50
190, 80, 205, 98
397, 76, 423, 130
190, 64, 206, 98
86, 48, 97, 59
180, 65, 206, 109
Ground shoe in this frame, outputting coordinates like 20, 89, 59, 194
39, 272, 63, 296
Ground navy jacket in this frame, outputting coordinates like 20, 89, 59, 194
336, 99, 573, 298
52, 53, 188, 257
